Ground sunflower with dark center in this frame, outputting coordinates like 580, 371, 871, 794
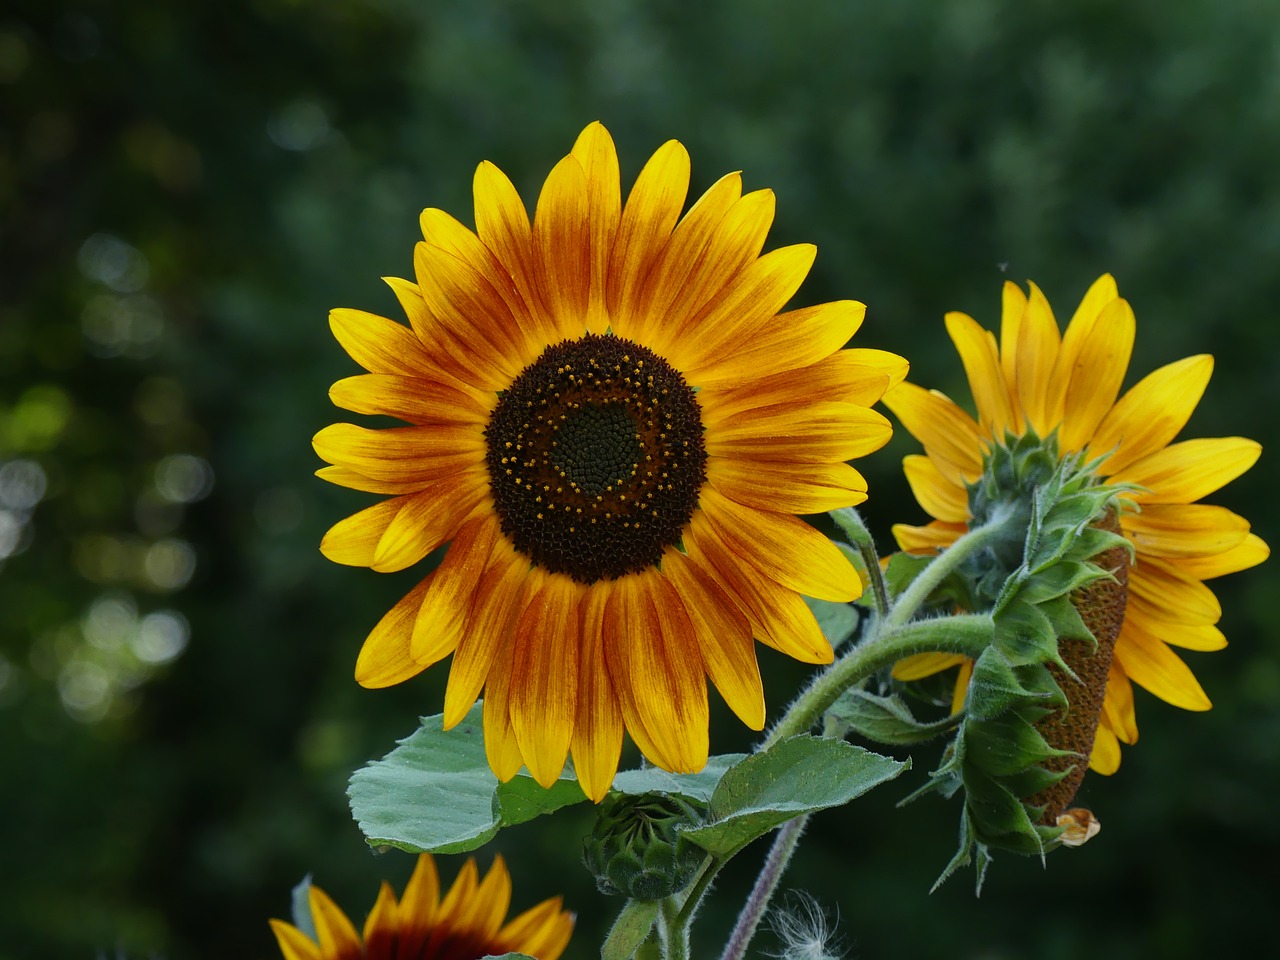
314, 122, 904, 800
269, 853, 573, 960
885, 275, 1268, 776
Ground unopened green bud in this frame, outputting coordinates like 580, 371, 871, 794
582, 792, 706, 900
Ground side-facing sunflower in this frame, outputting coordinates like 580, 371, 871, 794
270, 853, 573, 960
885, 274, 1267, 774
315, 122, 903, 800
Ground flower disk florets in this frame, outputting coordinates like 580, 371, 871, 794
485, 333, 707, 584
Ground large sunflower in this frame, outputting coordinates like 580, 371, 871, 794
884, 275, 1267, 773
270, 853, 573, 960
315, 122, 902, 800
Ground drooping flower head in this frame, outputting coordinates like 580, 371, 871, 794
269, 853, 573, 960
315, 122, 903, 799
885, 275, 1267, 782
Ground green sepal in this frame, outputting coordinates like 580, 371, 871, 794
826, 687, 963, 745
966, 646, 1056, 721
965, 712, 1072, 777
583, 793, 707, 900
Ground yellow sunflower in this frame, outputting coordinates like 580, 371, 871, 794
269, 853, 573, 960
884, 274, 1267, 773
314, 122, 902, 800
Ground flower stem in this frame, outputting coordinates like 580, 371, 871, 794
765, 612, 991, 748
718, 814, 808, 960
881, 506, 1016, 632
665, 853, 720, 959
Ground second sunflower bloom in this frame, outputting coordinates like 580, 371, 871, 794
315, 122, 902, 799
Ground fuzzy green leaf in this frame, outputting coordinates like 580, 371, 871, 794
611, 754, 745, 802
827, 688, 961, 745
348, 704, 585, 854
679, 736, 907, 857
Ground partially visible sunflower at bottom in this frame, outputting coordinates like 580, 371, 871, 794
884, 274, 1267, 777
270, 853, 573, 960
315, 121, 902, 800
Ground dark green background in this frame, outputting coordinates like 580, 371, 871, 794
2, 0, 1276, 957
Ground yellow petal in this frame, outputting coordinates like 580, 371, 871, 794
891, 521, 966, 555
309, 886, 362, 958
1114, 622, 1212, 711
668, 242, 813, 376
950, 658, 974, 714
482, 639, 526, 783
329, 307, 437, 376
329, 373, 493, 425
459, 855, 513, 940
268, 921, 321, 960
685, 511, 833, 665
945, 310, 1014, 435
437, 859, 479, 930
698, 351, 891, 423
362, 882, 399, 951
397, 854, 441, 933
699, 487, 862, 602
320, 496, 408, 567
473, 160, 565, 346
1088, 720, 1121, 774
409, 517, 495, 667
442, 530, 526, 728
707, 457, 868, 514
1102, 659, 1138, 743
509, 573, 581, 787
608, 139, 690, 332
881, 382, 984, 485
1014, 281, 1062, 435
1122, 503, 1251, 559
998, 280, 1029, 427
902, 454, 969, 524
662, 547, 765, 730
1059, 297, 1135, 453
571, 582, 624, 802
843, 347, 910, 391
605, 572, 709, 772
355, 576, 431, 689
694, 299, 867, 385
497, 897, 575, 960
571, 122, 622, 333
533, 155, 591, 337
1176, 533, 1269, 580
1090, 354, 1214, 476
707, 399, 892, 464
1114, 437, 1261, 504
1128, 556, 1221, 625
315, 465, 426, 495
370, 472, 486, 573
891, 651, 967, 681
1043, 274, 1120, 431
312, 423, 485, 483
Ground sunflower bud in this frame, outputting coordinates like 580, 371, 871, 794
582, 792, 707, 900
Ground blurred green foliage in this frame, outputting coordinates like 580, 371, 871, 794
1, 0, 1276, 957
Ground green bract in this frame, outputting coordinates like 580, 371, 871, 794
899, 434, 1132, 890
583, 792, 708, 900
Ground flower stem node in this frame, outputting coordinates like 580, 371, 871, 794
583, 792, 708, 900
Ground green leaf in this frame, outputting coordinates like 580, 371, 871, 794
611, 754, 745, 802
348, 704, 586, 854
804, 596, 859, 648
827, 688, 961, 745
680, 736, 907, 858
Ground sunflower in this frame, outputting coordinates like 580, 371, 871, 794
314, 122, 902, 800
884, 274, 1267, 774
269, 853, 573, 960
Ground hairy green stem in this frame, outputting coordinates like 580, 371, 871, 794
882, 506, 1017, 631
765, 612, 992, 747
660, 896, 687, 960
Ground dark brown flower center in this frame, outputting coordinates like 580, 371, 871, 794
484, 333, 706, 584
1028, 511, 1130, 823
